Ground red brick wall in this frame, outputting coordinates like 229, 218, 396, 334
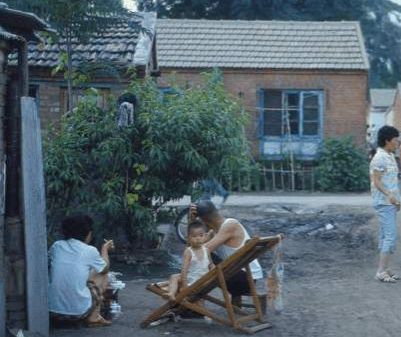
158, 68, 369, 156
29, 68, 131, 129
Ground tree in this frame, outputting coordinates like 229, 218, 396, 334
44, 69, 251, 246
5, 0, 126, 111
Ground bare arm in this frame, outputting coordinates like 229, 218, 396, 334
100, 240, 113, 274
180, 248, 192, 288
205, 224, 233, 253
207, 249, 215, 269
372, 170, 400, 207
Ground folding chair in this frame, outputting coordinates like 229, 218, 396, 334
141, 235, 282, 334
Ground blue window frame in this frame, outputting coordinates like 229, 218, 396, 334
259, 89, 324, 139
158, 87, 181, 102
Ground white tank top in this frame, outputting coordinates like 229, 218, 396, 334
187, 245, 210, 285
215, 218, 263, 280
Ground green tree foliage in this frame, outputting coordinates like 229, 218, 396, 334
44, 70, 250, 245
315, 137, 370, 192
5, 0, 126, 110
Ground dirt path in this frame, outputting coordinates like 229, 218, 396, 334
50, 202, 401, 337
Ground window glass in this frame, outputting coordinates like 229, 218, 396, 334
262, 90, 322, 137
264, 90, 282, 136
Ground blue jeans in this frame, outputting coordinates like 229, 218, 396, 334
374, 205, 398, 254
200, 178, 229, 200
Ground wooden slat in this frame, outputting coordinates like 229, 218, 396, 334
245, 265, 263, 322
249, 322, 272, 333
217, 265, 236, 325
180, 300, 230, 327
203, 294, 248, 316
140, 300, 177, 328
236, 314, 259, 325
21, 97, 48, 337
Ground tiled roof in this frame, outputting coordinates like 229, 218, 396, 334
156, 19, 369, 70
370, 89, 396, 107
0, 2, 52, 42
20, 12, 155, 68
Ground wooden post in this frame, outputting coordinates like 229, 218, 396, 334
271, 163, 275, 191
311, 166, 315, 192
0, 46, 7, 337
280, 163, 285, 190
21, 97, 49, 337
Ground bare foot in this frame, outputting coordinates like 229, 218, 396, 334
86, 315, 112, 327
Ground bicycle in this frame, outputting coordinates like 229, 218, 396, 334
174, 179, 229, 243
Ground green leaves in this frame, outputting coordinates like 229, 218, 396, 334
44, 69, 251, 244
315, 137, 370, 192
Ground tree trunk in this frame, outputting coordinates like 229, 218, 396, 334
66, 33, 73, 112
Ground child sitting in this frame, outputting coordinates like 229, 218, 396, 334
167, 220, 214, 300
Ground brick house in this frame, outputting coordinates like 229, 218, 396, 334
156, 19, 370, 159
13, 12, 158, 128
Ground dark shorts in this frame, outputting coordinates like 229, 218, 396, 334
50, 280, 102, 321
211, 253, 252, 297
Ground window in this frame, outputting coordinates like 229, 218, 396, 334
158, 87, 181, 102
60, 87, 110, 114
262, 90, 322, 137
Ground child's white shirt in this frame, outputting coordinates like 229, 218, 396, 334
187, 245, 210, 285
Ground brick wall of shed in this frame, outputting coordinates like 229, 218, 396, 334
37, 83, 61, 128
34, 83, 128, 129
158, 68, 369, 157
29, 68, 130, 129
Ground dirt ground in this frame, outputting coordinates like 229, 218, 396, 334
50, 200, 401, 337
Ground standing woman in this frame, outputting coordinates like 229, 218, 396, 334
370, 126, 401, 283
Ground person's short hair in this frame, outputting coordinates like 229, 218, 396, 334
377, 125, 400, 148
187, 220, 207, 236
62, 214, 93, 241
196, 200, 218, 219
117, 92, 137, 108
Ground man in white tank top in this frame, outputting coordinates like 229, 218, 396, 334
190, 200, 263, 298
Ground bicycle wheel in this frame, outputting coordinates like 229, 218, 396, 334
174, 207, 189, 244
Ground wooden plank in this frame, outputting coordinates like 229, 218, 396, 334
249, 322, 272, 333
216, 265, 236, 325
20, 97, 49, 337
236, 314, 259, 324
0, 160, 6, 337
203, 294, 248, 315
140, 300, 176, 328
180, 300, 230, 327
245, 265, 263, 322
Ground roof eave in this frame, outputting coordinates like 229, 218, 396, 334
0, 2, 52, 33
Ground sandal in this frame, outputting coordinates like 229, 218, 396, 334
86, 315, 112, 327
375, 271, 396, 283
386, 270, 400, 280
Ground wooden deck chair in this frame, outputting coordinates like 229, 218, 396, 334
141, 234, 282, 334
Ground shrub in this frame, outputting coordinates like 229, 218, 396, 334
315, 137, 369, 192
44, 69, 251, 245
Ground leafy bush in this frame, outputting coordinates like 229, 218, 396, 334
315, 137, 369, 192
44, 69, 251, 246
